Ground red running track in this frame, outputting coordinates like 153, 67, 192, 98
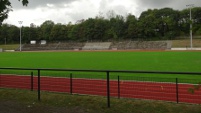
0, 75, 201, 104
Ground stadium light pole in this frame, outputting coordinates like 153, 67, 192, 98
18, 21, 23, 51
186, 4, 194, 49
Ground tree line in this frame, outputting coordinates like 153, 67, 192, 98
0, 7, 201, 44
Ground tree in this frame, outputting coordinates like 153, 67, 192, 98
39, 20, 54, 41
8, 25, 19, 43
179, 9, 189, 36
29, 26, 40, 41
192, 7, 201, 35
109, 15, 126, 40
0, 0, 28, 25
138, 8, 180, 40
138, 9, 158, 40
83, 18, 96, 41
68, 24, 84, 41
18, 26, 40, 43
0, 24, 18, 44
0, 24, 9, 44
178, 7, 201, 36
1, 6, 201, 43
94, 18, 109, 41
125, 14, 138, 40
155, 8, 180, 39
50, 24, 68, 41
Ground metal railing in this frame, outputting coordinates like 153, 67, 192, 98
0, 67, 201, 107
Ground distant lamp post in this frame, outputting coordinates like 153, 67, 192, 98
186, 4, 194, 49
18, 21, 23, 51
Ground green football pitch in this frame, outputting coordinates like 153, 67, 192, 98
0, 51, 201, 80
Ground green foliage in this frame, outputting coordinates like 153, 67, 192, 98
68, 23, 84, 41
39, 20, 54, 40
1, 7, 201, 43
50, 24, 67, 41
19, 0, 29, 6
0, 24, 19, 44
125, 14, 138, 39
0, 0, 12, 24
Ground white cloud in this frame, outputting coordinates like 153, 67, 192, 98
5, 0, 102, 26
3, 0, 201, 27
46, 4, 54, 8
99, 0, 139, 18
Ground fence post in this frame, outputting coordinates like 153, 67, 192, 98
176, 78, 179, 103
118, 76, 120, 99
31, 72, 33, 91
38, 69, 41, 101
107, 71, 110, 108
70, 73, 73, 94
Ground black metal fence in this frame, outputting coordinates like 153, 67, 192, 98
0, 67, 201, 107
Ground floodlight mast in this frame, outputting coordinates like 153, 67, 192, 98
18, 21, 23, 51
186, 4, 194, 49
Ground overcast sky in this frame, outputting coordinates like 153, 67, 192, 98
3, 0, 201, 27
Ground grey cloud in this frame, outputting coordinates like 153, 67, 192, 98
169, 0, 201, 10
10, 0, 77, 9
99, 0, 108, 10
136, 0, 174, 8
113, 5, 127, 16
5, 0, 201, 26
136, 0, 201, 10
67, 12, 86, 22
99, 0, 128, 17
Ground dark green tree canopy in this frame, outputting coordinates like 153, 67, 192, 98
0, 0, 28, 25
1, 7, 201, 44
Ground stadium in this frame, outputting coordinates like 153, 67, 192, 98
1, 39, 201, 108
1, 2, 201, 112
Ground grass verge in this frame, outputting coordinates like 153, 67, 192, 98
0, 88, 201, 113
0, 44, 19, 50
172, 39, 201, 48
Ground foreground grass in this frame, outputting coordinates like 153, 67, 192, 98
0, 88, 201, 113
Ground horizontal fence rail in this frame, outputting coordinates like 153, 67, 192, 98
0, 67, 201, 107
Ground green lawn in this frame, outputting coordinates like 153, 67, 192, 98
0, 51, 201, 81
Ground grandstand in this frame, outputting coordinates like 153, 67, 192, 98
19, 41, 171, 51
20, 43, 59, 51
56, 42, 84, 50
82, 42, 111, 50
20, 42, 84, 51
110, 41, 171, 50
